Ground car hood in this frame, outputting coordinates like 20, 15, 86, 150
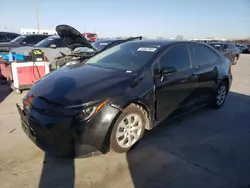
30, 63, 135, 106
56, 24, 96, 52
0, 42, 21, 49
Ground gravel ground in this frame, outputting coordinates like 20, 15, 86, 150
0, 54, 250, 188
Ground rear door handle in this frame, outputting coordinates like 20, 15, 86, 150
181, 73, 198, 83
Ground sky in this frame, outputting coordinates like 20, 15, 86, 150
0, 0, 249, 39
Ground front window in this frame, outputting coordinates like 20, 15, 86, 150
85, 43, 160, 71
10, 35, 26, 43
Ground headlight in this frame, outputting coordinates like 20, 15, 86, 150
65, 99, 108, 120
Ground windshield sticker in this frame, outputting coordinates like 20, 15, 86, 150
214, 44, 221, 46
137, 47, 157, 52
100, 43, 109, 45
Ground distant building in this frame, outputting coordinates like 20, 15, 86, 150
20, 28, 56, 35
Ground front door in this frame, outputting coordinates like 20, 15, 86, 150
153, 44, 198, 122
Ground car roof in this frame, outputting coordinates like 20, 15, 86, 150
0, 31, 20, 35
46, 35, 60, 39
21, 34, 51, 37
96, 39, 119, 43
125, 39, 200, 47
208, 42, 229, 45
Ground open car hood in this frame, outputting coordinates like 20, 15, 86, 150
56, 24, 96, 51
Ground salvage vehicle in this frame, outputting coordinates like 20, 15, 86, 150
11, 35, 71, 67
54, 25, 142, 68
0, 34, 50, 53
208, 42, 240, 65
0, 32, 20, 43
16, 39, 232, 158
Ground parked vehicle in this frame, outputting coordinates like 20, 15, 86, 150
0, 34, 50, 53
17, 39, 232, 158
235, 44, 249, 54
82, 32, 98, 42
54, 25, 142, 68
208, 42, 240, 65
11, 35, 71, 66
0, 32, 20, 43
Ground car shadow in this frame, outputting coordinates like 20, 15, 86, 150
126, 91, 250, 188
38, 153, 75, 188
35, 76, 77, 188
0, 84, 12, 103
36, 91, 250, 188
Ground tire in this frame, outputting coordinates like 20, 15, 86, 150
110, 104, 146, 153
209, 81, 228, 109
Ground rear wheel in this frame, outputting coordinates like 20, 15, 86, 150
110, 104, 146, 153
209, 81, 228, 109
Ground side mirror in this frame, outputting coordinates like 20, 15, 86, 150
161, 66, 177, 76
50, 44, 57, 48
222, 46, 228, 51
21, 41, 27, 45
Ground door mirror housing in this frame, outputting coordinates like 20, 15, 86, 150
50, 44, 57, 48
21, 41, 27, 45
222, 45, 228, 51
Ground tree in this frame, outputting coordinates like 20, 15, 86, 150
175, 35, 184, 40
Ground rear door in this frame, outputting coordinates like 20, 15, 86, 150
189, 43, 220, 99
154, 44, 198, 121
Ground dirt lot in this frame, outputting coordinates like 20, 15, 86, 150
0, 55, 250, 188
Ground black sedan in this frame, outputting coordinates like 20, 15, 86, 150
208, 42, 240, 65
17, 40, 232, 158
0, 34, 50, 53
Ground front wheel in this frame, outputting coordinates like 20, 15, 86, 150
110, 104, 146, 153
209, 81, 228, 109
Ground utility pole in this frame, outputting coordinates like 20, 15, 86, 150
35, 0, 40, 33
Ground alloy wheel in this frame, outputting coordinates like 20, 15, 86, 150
216, 85, 227, 106
115, 113, 143, 148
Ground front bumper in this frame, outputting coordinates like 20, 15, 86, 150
16, 103, 120, 158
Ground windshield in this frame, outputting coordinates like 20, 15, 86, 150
85, 42, 160, 71
92, 41, 113, 51
209, 43, 223, 50
35, 36, 60, 47
10, 35, 26, 43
